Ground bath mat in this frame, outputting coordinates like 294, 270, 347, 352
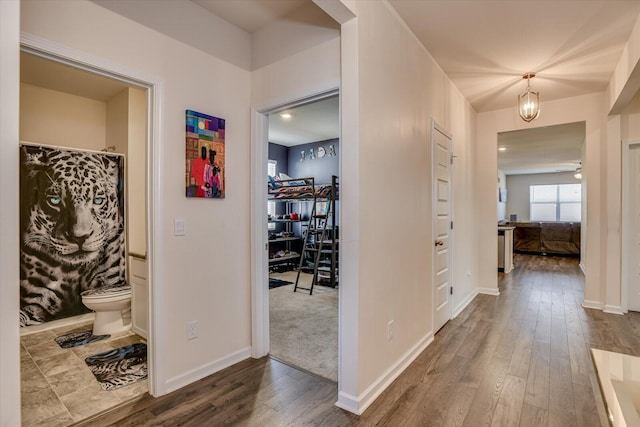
85, 343, 147, 391
54, 328, 110, 349
269, 278, 293, 289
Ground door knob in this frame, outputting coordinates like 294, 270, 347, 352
435, 240, 444, 247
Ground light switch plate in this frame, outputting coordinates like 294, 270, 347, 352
174, 218, 185, 236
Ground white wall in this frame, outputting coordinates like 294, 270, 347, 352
0, 1, 21, 425
477, 92, 607, 304
21, 0, 253, 400
20, 83, 106, 150
339, 1, 478, 413
498, 169, 506, 221
251, 2, 340, 70
506, 172, 581, 222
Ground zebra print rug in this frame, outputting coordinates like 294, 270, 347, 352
85, 343, 147, 391
54, 328, 110, 349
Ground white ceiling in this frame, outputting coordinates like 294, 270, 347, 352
387, 0, 640, 113
268, 96, 339, 146
193, 0, 310, 33
497, 122, 585, 175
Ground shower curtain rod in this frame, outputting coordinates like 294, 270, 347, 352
20, 141, 126, 158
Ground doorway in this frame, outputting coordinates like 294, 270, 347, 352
432, 121, 453, 333
622, 140, 640, 312
18, 42, 158, 425
254, 91, 340, 382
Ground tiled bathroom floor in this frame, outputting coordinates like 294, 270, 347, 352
21, 321, 148, 426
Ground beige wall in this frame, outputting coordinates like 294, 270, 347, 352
106, 87, 147, 257
339, 1, 479, 411
127, 87, 147, 256
1, 1, 21, 424
477, 92, 607, 304
20, 83, 106, 150
21, 0, 253, 397
506, 172, 582, 222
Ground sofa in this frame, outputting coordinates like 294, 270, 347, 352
508, 222, 580, 256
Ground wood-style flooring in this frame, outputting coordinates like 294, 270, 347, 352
79, 254, 640, 426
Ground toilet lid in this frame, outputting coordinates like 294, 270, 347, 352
81, 284, 131, 298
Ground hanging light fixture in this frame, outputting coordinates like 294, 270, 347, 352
518, 73, 540, 122
574, 163, 582, 180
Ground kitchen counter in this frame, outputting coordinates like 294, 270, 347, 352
591, 348, 640, 427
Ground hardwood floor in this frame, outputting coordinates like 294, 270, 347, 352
79, 254, 640, 426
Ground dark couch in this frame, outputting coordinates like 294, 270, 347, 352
509, 222, 580, 256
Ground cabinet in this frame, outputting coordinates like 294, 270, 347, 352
129, 254, 148, 339
498, 226, 514, 273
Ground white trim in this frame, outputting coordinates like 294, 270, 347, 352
164, 347, 252, 394
621, 139, 640, 313
250, 109, 270, 359
250, 89, 339, 360
20, 33, 166, 396
453, 289, 478, 318
582, 300, 605, 310
431, 119, 454, 333
477, 287, 500, 296
579, 262, 586, 275
603, 305, 625, 315
336, 333, 434, 415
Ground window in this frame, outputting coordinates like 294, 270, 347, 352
268, 160, 277, 230
530, 184, 581, 222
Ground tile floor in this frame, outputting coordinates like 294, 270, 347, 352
20, 321, 148, 426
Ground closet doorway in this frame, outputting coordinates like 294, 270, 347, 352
18, 42, 159, 425
265, 94, 340, 382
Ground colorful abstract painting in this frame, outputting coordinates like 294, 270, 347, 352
185, 110, 225, 198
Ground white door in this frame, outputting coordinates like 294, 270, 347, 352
625, 143, 640, 312
432, 123, 452, 332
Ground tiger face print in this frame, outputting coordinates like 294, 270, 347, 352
20, 146, 126, 326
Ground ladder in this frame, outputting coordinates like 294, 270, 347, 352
294, 176, 338, 294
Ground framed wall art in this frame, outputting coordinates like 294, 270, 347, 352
185, 110, 225, 198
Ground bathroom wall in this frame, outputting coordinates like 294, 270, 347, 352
20, 83, 106, 150
106, 87, 148, 257
19, 80, 146, 326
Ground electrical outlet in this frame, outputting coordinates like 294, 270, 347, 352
387, 320, 394, 341
187, 320, 198, 340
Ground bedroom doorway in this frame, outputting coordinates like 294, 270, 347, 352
18, 40, 159, 424
258, 92, 340, 382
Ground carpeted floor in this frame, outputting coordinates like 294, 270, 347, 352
269, 271, 338, 382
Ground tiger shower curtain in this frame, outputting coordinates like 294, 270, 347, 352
19, 144, 126, 326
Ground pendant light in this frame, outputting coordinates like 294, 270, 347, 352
518, 73, 540, 122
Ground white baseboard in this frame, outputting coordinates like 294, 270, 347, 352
477, 287, 500, 296
453, 289, 478, 318
337, 333, 434, 415
335, 391, 360, 414
582, 300, 604, 310
164, 346, 251, 394
603, 305, 625, 315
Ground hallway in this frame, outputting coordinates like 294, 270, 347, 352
81, 254, 640, 426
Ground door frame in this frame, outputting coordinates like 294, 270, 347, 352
621, 138, 640, 313
430, 119, 454, 332
250, 88, 339, 359
20, 33, 165, 395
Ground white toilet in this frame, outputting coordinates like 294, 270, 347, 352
81, 285, 132, 336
